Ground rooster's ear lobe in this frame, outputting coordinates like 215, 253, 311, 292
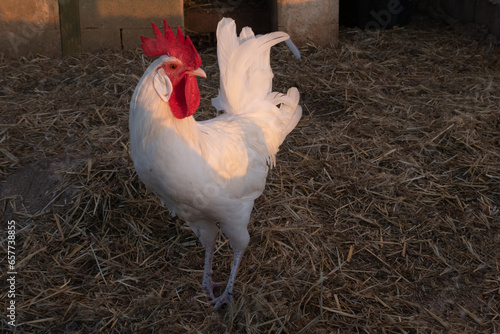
154, 68, 173, 102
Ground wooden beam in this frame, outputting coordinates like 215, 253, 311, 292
59, 0, 81, 56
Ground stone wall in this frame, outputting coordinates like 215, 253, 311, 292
278, 0, 338, 47
0, 0, 183, 57
79, 0, 183, 52
0, 0, 61, 57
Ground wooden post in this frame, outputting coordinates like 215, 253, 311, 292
59, 0, 81, 56
270, 0, 279, 31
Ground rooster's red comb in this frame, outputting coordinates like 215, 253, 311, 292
140, 19, 201, 68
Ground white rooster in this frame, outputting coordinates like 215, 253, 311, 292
129, 17, 302, 310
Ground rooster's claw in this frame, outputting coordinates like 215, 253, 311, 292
211, 291, 233, 310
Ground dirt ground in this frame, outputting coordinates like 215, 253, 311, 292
1, 15, 499, 333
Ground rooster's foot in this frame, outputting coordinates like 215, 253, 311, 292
211, 290, 233, 310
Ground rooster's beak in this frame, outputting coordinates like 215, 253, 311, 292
190, 68, 207, 78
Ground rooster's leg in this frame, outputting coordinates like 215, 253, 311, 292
212, 249, 244, 310
202, 243, 225, 300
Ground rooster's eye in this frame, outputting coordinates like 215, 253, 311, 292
170, 64, 177, 70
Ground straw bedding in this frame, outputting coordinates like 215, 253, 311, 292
1, 17, 499, 333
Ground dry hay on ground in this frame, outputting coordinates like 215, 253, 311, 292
1, 19, 499, 333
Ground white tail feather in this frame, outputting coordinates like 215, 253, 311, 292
212, 18, 302, 166
285, 39, 301, 59
212, 18, 294, 115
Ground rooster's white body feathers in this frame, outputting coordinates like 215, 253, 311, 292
129, 17, 301, 308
